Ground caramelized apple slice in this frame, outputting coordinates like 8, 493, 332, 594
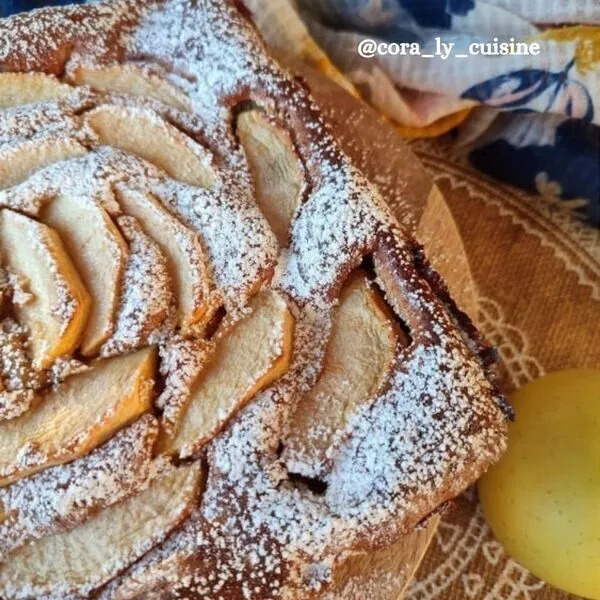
0, 209, 91, 369
85, 106, 214, 187
70, 64, 191, 112
237, 110, 304, 246
0, 415, 158, 559
0, 137, 87, 190
0, 73, 72, 108
41, 193, 129, 356
116, 188, 215, 335
156, 336, 214, 448
0, 462, 201, 599
0, 347, 156, 487
167, 290, 294, 457
285, 273, 399, 475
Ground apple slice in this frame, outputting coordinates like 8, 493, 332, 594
101, 216, 174, 357
284, 273, 399, 476
0, 415, 158, 559
156, 336, 214, 449
85, 106, 215, 187
237, 110, 304, 246
0, 346, 157, 487
0, 73, 72, 108
167, 290, 294, 457
115, 188, 216, 335
41, 193, 129, 356
0, 137, 87, 190
0, 209, 91, 369
0, 462, 201, 599
69, 64, 191, 112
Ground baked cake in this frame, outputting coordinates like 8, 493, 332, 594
0, 1, 509, 598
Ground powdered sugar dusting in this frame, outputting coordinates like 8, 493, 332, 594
0, 99, 83, 149
0, 319, 43, 421
100, 215, 174, 357
278, 160, 386, 306
0, 460, 200, 600
157, 335, 213, 439
0, 210, 80, 355
0, 415, 158, 559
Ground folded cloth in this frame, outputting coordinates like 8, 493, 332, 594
2, 0, 598, 226
246, 0, 599, 226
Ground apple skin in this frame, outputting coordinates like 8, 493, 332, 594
479, 369, 600, 599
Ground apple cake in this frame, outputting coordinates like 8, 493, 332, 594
0, 1, 509, 598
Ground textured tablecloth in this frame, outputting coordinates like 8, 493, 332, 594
404, 136, 599, 600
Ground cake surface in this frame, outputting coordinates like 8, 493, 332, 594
0, 1, 508, 598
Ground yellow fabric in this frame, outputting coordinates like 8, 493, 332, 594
390, 108, 473, 138
535, 26, 600, 75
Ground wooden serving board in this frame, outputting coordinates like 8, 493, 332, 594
287, 64, 480, 599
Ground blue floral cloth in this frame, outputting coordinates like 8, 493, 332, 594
293, 0, 600, 226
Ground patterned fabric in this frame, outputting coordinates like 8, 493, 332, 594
290, 0, 600, 226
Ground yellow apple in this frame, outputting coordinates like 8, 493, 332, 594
479, 369, 600, 599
